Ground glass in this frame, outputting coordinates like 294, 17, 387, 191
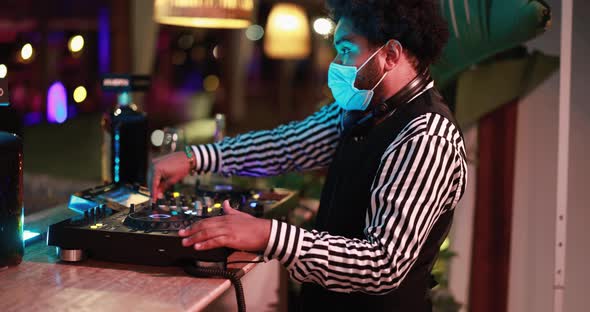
160, 127, 185, 155
0, 132, 24, 268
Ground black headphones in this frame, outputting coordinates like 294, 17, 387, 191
372, 66, 433, 121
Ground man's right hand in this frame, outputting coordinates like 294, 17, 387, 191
148, 151, 193, 201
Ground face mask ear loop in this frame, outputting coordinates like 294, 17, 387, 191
370, 40, 402, 91
357, 45, 386, 72
371, 71, 389, 91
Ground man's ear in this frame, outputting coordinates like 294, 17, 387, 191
383, 40, 403, 71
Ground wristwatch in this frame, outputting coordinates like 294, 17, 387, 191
184, 145, 197, 175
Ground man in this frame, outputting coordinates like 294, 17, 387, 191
149, 0, 467, 310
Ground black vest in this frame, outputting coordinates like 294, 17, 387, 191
300, 89, 462, 312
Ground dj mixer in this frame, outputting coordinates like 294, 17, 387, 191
47, 183, 297, 267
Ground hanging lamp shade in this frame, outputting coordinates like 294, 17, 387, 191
264, 3, 311, 60
154, 0, 254, 29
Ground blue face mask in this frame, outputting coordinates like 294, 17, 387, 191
328, 45, 389, 111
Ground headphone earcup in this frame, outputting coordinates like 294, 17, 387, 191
373, 68, 432, 121
374, 103, 389, 117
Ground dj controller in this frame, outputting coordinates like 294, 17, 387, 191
47, 183, 297, 268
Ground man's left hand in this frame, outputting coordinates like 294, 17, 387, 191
178, 200, 272, 252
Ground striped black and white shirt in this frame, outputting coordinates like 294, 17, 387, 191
191, 101, 467, 294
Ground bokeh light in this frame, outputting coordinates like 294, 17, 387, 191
245, 24, 264, 41
172, 50, 187, 65
203, 75, 220, 92
151, 129, 165, 147
21, 43, 33, 61
68, 35, 85, 53
0, 64, 7, 78
212, 45, 220, 59
313, 18, 334, 36
178, 34, 194, 50
73, 86, 87, 103
47, 82, 68, 124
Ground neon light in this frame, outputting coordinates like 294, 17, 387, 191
98, 8, 110, 74
0, 102, 9, 107
118, 92, 130, 106
47, 82, 68, 123
114, 128, 120, 183
23, 230, 40, 242
23, 112, 42, 126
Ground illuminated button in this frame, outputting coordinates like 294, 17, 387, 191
253, 194, 260, 200
173, 192, 180, 198
90, 225, 98, 229
96, 223, 103, 227
213, 203, 221, 208
207, 207, 213, 213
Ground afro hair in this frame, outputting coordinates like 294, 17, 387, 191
326, 0, 449, 68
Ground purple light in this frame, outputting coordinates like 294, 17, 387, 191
23, 112, 42, 126
149, 214, 171, 219
47, 82, 68, 124
98, 8, 110, 74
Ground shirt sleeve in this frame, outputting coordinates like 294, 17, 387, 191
263, 120, 467, 294
191, 102, 342, 177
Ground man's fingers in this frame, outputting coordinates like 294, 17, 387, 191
178, 217, 226, 237
159, 180, 173, 196
150, 170, 161, 201
193, 236, 230, 251
222, 200, 240, 215
181, 227, 228, 247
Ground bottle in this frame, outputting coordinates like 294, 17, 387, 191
0, 132, 24, 267
197, 114, 232, 190
101, 92, 149, 185
213, 113, 226, 142
212, 114, 232, 188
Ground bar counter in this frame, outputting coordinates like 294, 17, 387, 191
0, 204, 263, 312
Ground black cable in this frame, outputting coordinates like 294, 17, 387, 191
183, 265, 246, 312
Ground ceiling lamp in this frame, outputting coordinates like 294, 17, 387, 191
264, 3, 311, 60
154, 0, 254, 29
